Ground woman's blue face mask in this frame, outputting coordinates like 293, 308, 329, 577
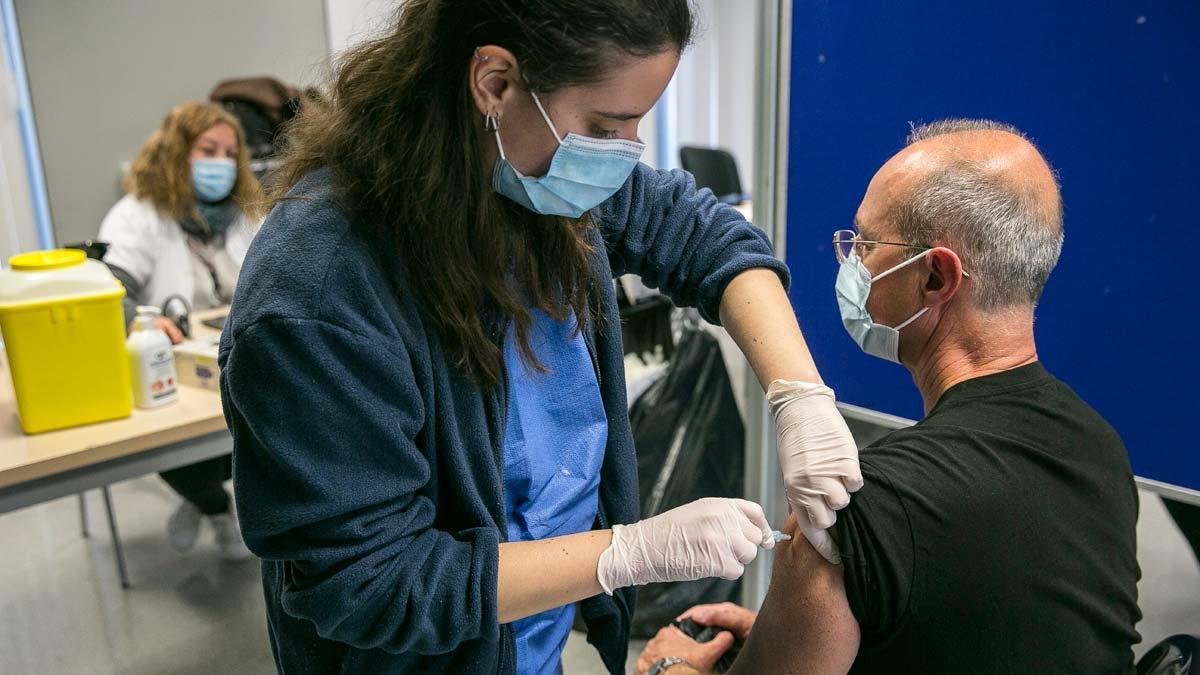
191, 157, 237, 203
491, 90, 644, 219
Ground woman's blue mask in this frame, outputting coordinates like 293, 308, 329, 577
835, 250, 931, 364
492, 90, 644, 219
191, 157, 237, 203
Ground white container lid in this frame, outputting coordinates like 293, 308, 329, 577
0, 249, 122, 306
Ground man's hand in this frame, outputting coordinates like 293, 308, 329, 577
676, 602, 757, 641
636, 625, 732, 675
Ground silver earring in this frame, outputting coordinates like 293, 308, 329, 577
474, 47, 489, 61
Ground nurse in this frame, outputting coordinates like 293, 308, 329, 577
100, 102, 259, 560
220, 1, 861, 673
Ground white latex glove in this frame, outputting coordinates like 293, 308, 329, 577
596, 498, 774, 595
767, 380, 863, 564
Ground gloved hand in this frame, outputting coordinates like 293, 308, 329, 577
597, 498, 774, 595
767, 379, 863, 564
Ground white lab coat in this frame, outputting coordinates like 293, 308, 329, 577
98, 194, 259, 309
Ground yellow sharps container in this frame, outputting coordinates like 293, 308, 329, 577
0, 249, 133, 433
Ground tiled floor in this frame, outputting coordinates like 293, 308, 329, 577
0, 475, 1196, 674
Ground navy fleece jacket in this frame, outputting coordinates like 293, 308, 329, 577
218, 164, 789, 674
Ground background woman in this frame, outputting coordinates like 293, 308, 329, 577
99, 101, 261, 560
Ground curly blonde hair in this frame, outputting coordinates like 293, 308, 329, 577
125, 101, 263, 222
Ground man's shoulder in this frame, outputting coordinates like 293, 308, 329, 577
1039, 371, 1127, 448
851, 420, 1013, 517
857, 424, 952, 478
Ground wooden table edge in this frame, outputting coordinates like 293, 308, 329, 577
0, 414, 228, 490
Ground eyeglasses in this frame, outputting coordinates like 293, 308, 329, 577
832, 229, 928, 263
832, 229, 972, 277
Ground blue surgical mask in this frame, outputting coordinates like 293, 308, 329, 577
835, 250, 931, 363
191, 158, 237, 203
492, 90, 644, 218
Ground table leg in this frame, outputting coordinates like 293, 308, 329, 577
78, 492, 89, 538
100, 486, 130, 589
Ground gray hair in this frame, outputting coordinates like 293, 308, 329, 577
895, 118, 1064, 310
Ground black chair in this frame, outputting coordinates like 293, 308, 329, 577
62, 239, 109, 260
679, 146, 745, 205
1137, 634, 1200, 675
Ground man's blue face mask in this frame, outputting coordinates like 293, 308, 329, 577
835, 249, 932, 364
491, 90, 644, 219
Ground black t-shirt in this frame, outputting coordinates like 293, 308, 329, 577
833, 363, 1142, 674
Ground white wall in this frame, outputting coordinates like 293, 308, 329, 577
324, 0, 398, 55
665, 0, 760, 419
14, 0, 329, 245
711, 0, 758, 191
662, 0, 758, 191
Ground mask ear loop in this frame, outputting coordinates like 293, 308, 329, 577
871, 248, 931, 283
529, 90, 566, 147
877, 249, 938, 330
893, 306, 929, 331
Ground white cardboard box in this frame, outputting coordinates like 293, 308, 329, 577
173, 336, 221, 390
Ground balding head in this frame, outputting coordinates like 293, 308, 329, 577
862, 119, 1064, 310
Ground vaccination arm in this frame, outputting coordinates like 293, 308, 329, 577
727, 515, 859, 675
634, 515, 859, 675
596, 164, 861, 561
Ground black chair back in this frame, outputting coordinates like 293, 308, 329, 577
62, 240, 109, 261
679, 146, 744, 204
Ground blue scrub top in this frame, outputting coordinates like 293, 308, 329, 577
503, 308, 608, 675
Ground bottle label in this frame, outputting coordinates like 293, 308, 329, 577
147, 349, 177, 401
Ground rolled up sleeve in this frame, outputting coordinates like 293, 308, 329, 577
221, 317, 499, 654
594, 163, 790, 324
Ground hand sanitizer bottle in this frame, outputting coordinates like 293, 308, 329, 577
127, 306, 178, 409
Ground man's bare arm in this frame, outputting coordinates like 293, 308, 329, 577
728, 516, 860, 675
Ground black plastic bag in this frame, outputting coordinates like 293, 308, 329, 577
627, 328, 745, 638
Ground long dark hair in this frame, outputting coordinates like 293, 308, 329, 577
272, 0, 694, 387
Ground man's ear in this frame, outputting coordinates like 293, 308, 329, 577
922, 247, 965, 308
468, 45, 522, 120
